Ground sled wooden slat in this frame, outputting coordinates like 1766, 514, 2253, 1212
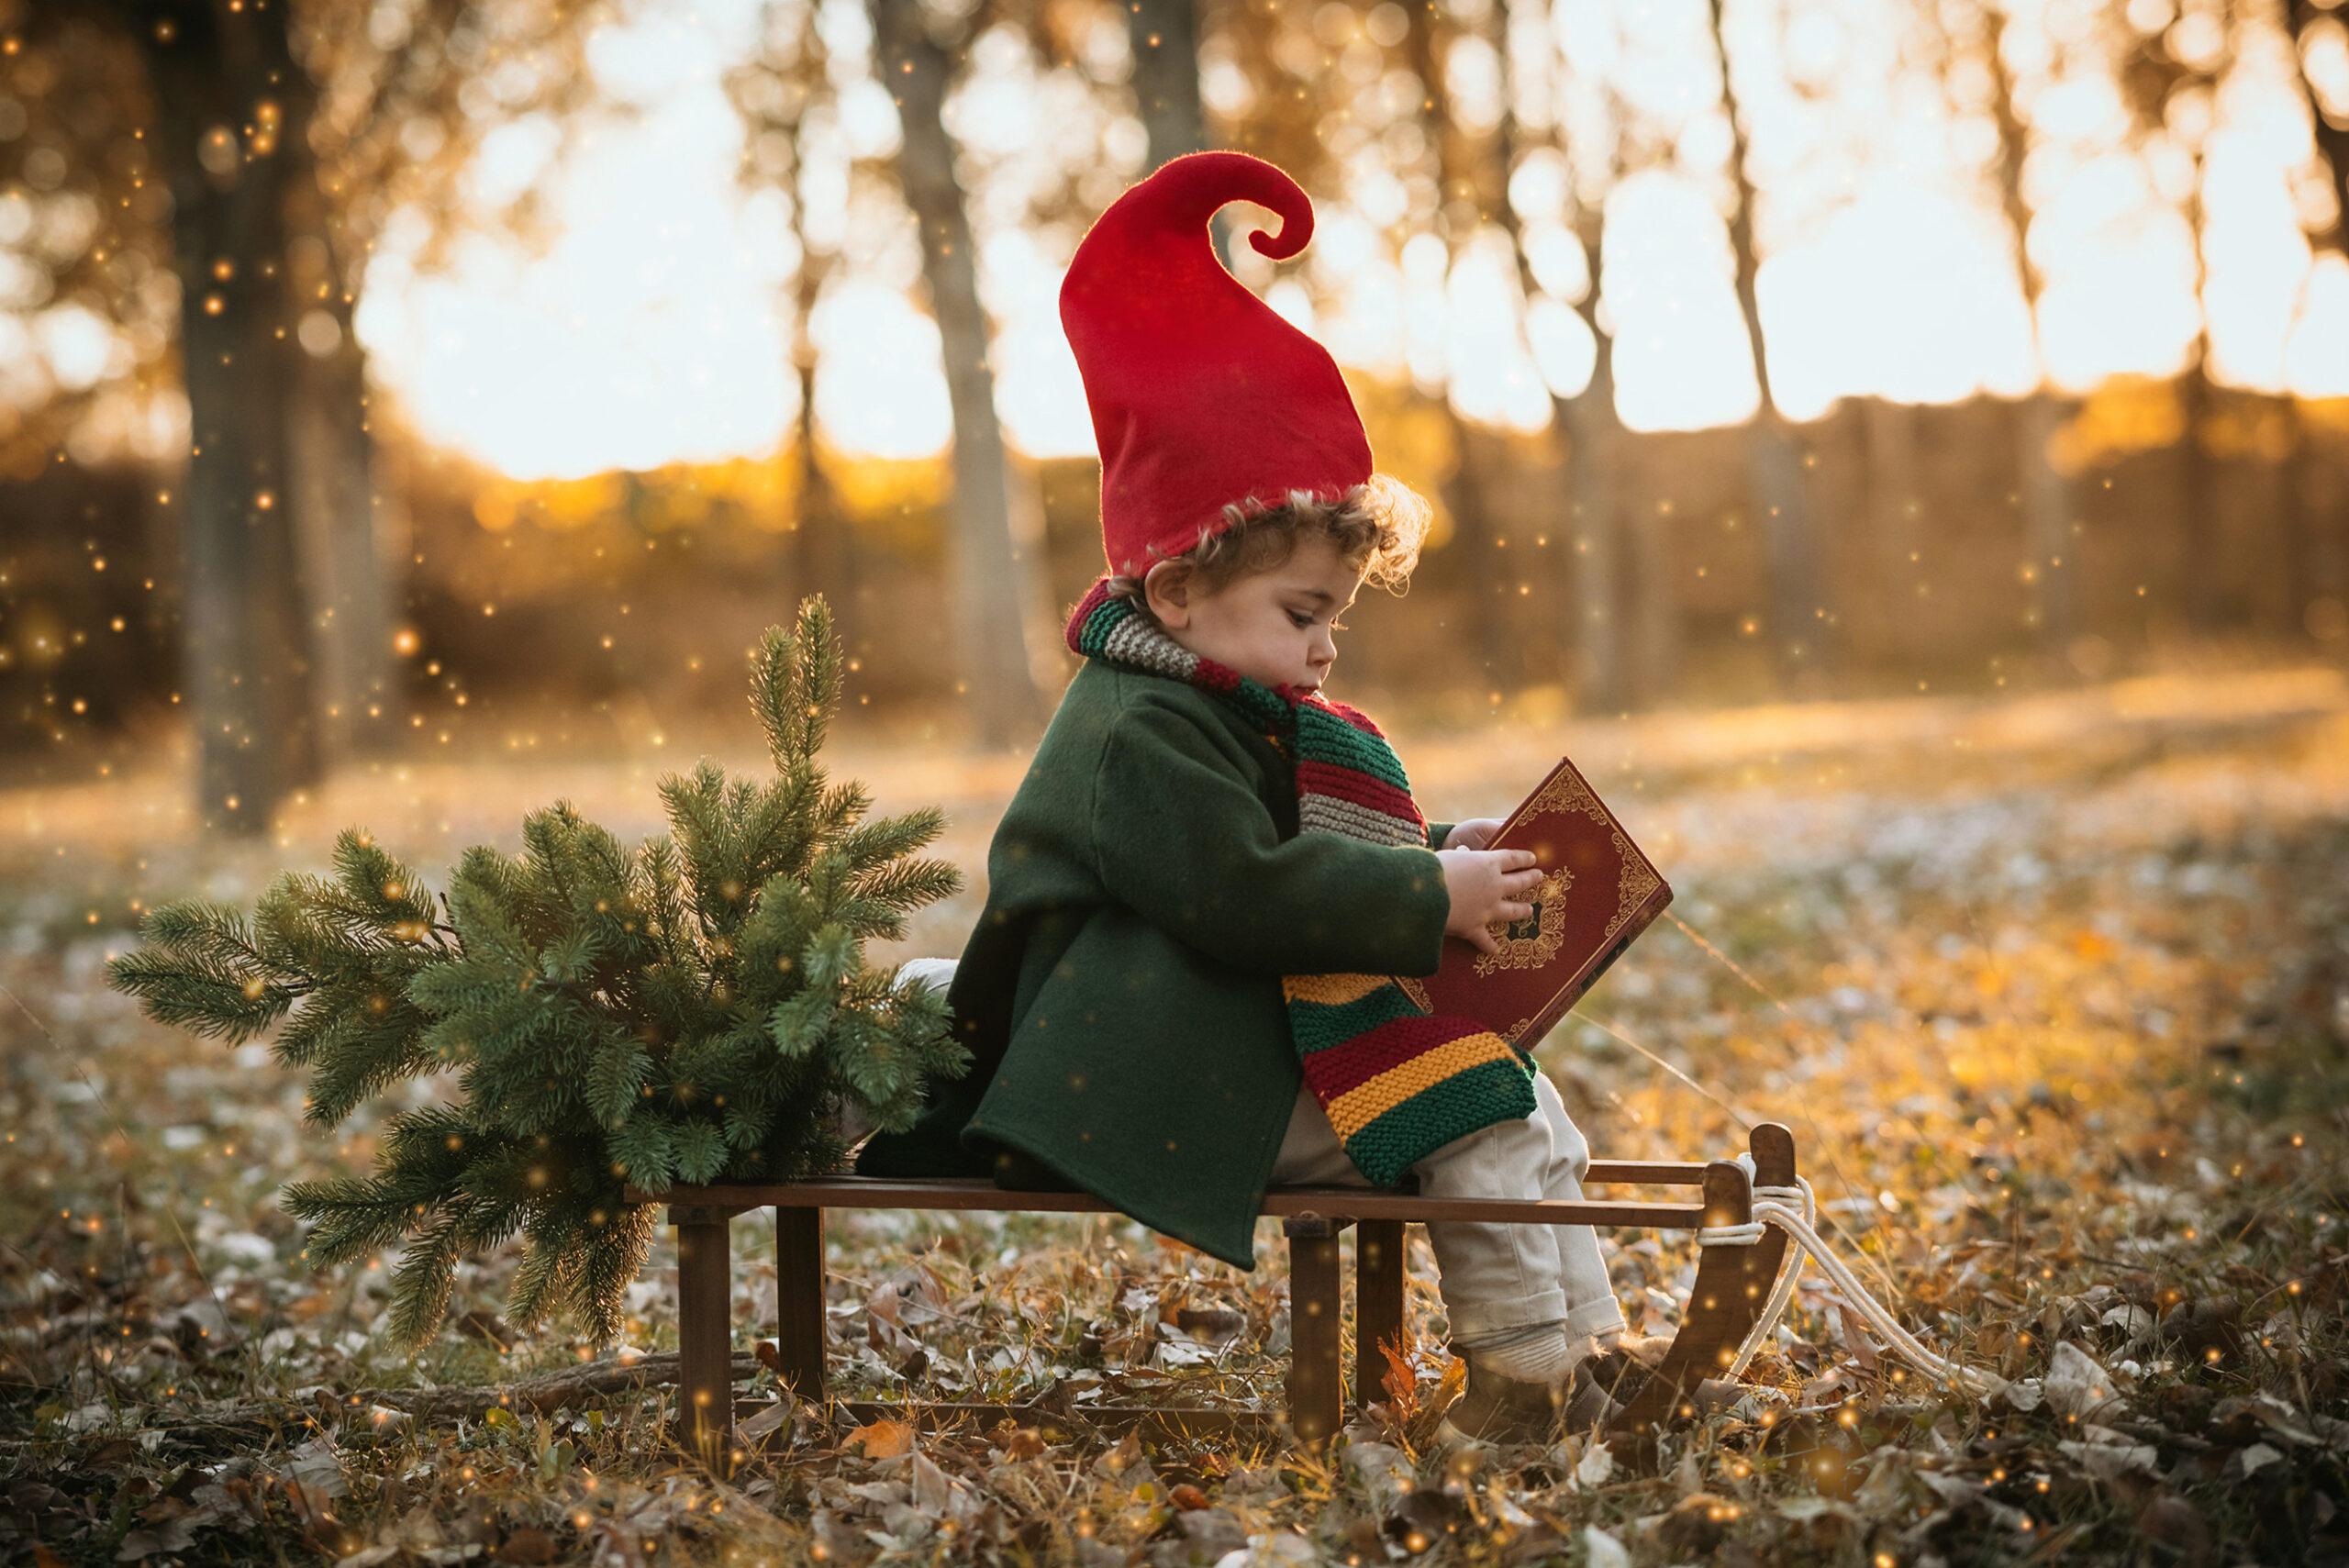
648, 1159, 1709, 1216
651, 1184, 1711, 1229
634, 1125, 1796, 1473
1615, 1124, 1798, 1429
1354, 1218, 1407, 1418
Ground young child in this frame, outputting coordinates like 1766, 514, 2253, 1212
855, 150, 1651, 1443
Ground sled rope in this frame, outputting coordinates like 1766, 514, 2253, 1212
1698, 1151, 1998, 1394
1661, 910, 1911, 1302
1595, 907, 1979, 1383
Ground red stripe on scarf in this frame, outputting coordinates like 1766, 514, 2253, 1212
1062, 578, 1118, 652
1294, 760, 1421, 824
1300, 1012, 1496, 1101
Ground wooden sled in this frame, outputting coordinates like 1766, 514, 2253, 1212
630, 1122, 1795, 1473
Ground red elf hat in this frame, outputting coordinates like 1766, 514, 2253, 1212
1058, 150, 1373, 580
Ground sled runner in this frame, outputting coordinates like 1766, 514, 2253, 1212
630, 1121, 1798, 1472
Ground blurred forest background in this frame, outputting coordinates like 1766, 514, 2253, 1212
4, 0, 2349, 837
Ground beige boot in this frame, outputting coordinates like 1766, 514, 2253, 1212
1577, 1329, 1672, 1409
1433, 1355, 1621, 1450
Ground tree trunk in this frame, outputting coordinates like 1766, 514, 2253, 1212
1564, 355, 1630, 715
2290, 0, 2349, 246
2266, 391, 2333, 638
1981, 0, 2081, 670
2014, 391, 2080, 657
2288, 0, 2346, 652
786, 181, 853, 618
1485, 0, 1648, 713
271, 8, 402, 766
1707, 0, 1829, 695
1745, 415, 1824, 687
869, 0, 1052, 747
2176, 348, 2222, 631
286, 337, 400, 762
1128, 0, 1207, 179
1128, 0, 1232, 267
789, 345, 852, 613
2294, 419, 2349, 649
139, 0, 321, 835
1401, 3, 1514, 688
283, 150, 402, 764
1442, 420, 1514, 686
1864, 397, 1918, 663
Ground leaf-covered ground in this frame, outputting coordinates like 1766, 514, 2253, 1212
4, 662, 2346, 1566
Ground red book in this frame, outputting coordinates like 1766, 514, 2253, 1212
1395, 754, 1673, 1048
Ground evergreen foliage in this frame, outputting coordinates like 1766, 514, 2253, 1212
106, 597, 968, 1349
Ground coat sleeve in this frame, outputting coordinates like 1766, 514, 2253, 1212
1091, 698, 1453, 977
1424, 820, 1455, 851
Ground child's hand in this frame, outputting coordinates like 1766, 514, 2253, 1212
1437, 846, 1544, 955
1441, 817, 1508, 851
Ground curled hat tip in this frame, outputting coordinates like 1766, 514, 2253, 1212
1247, 206, 1309, 261
1122, 149, 1315, 262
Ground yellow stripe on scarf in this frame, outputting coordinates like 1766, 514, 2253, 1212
1280, 972, 1391, 1007
1323, 1029, 1521, 1140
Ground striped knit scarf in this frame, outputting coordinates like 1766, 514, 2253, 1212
1063, 576, 1537, 1185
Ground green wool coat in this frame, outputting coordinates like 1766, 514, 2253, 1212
854, 658, 1455, 1269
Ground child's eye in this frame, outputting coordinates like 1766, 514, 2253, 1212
1288, 610, 1313, 628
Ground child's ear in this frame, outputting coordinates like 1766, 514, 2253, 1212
1143, 561, 1191, 628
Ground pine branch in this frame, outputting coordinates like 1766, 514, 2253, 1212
384, 1207, 473, 1349
107, 595, 964, 1353
585, 1033, 652, 1129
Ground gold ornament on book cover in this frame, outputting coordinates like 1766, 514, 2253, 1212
1392, 753, 1667, 1045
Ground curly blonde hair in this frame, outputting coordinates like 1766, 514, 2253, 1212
1104, 473, 1433, 616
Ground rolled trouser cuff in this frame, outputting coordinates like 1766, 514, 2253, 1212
1564, 1294, 1629, 1341
1444, 1287, 1570, 1347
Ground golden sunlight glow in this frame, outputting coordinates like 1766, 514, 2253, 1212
343, 0, 2345, 481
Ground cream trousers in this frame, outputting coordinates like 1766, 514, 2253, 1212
1268, 1069, 1627, 1346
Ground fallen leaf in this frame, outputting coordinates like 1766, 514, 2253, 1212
1378, 1337, 1418, 1425
283, 1437, 349, 1497
2042, 1342, 2123, 1420
115, 1518, 202, 1561
989, 1422, 1046, 1462
739, 1399, 795, 1442
2099, 1303, 2156, 1345
2060, 1430, 2161, 1481
494, 1528, 556, 1564
1581, 1525, 1631, 1568
2133, 1495, 2210, 1562
2230, 1442, 2284, 1479
1834, 1301, 1881, 1371
908, 1452, 979, 1522
331, 1547, 404, 1568
280, 1479, 339, 1534
1341, 1440, 1411, 1516
1575, 1439, 1615, 1489
841, 1418, 915, 1460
